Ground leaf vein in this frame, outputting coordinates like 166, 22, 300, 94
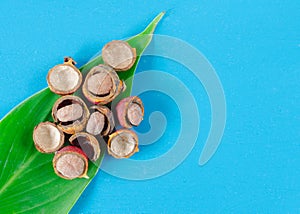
0, 152, 39, 196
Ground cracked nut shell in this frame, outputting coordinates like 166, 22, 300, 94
53, 146, 89, 180
86, 105, 115, 136
47, 57, 82, 95
33, 122, 64, 153
115, 96, 144, 128
69, 132, 101, 162
107, 129, 139, 159
102, 40, 136, 71
52, 95, 90, 134
82, 64, 124, 105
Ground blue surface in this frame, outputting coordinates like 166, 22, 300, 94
1, 0, 300, 213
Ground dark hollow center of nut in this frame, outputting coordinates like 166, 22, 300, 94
87, 72, 113, 97
56, 100, 84, 125
72, 136, 95, 160
127, 102, 143, 126
86, 111, 105, 136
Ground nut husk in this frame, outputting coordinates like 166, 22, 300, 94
102, 40, 136, 71
115, 96, 144, 128
33, 122, 64, 153
107, 129, 139, 159
86, 106, 115, 136
52, 95, 90, 134
69, 132, 101, 161
82, 64, 124, 105
47, 57, 82, 95
53, 146, 89, 180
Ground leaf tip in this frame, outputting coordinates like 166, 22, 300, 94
156, 11, 165, 22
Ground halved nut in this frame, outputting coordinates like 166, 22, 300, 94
33, 122, 64, 153
69, 132, 101, 162
53, 146, 89, 180
82, 65, 124, 105
47, 57, 82, 95
86, 106, 115, 136
102, 40, 136, 71
52, 95, 90, 134
115, 96, 144, 128
107, 129, 139, 159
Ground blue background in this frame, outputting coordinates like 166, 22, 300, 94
0, 0, 299, 213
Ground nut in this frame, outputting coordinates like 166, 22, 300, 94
33, 122, 64, 153
53, 146, 89, 180
86, 106, 115, 136
115, 96, 144, 128
47, 57, 82, 95
102, 40, 136, 71
69, 132, 101, 162
52, 95, 90, 134
34, 38, 145, 179
82, 64, 124, 104
107, 129, 139, 159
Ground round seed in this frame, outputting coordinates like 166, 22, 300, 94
52, 95, 90, 134
47, 57, 82, 95
33, 122, 64, 153
102, 40, 136, 71
82, 65, 123, 105
115, 96, 144, 128
108, 129, 139, 159
49, 66, 80, 91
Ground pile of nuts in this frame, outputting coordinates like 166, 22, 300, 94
33, 41, 144, 180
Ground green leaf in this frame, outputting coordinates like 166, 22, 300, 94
0, 12, 164, 213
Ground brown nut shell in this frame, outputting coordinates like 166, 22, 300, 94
107, 129, 139, 159
53, 146, 89, 180
47, 57, 82, 95
102, 40, 136, 71
115, 96, 144, 128
33, 122, 64, 153
69, 132, 101, 162
86, 106, 115, 136
52, 95, 90, 134
82, 64, 124, 105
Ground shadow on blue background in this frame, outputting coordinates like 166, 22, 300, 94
0, 0, 299, 213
